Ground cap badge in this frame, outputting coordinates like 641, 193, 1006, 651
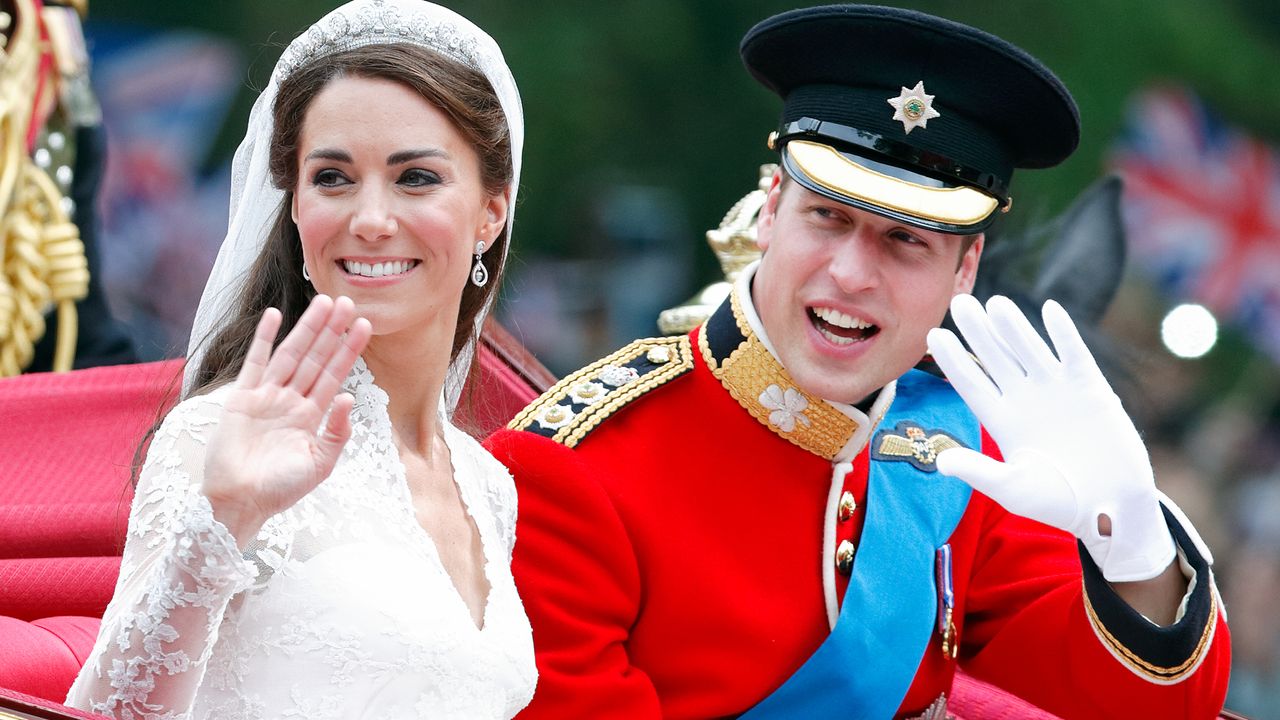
887, 81, 941, 134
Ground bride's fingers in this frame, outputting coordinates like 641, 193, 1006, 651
314, 392, 356, 476
235, 308, 283, 390
309, 317, 373, 408
262, 295, 334, 387
287, 297, 357, 396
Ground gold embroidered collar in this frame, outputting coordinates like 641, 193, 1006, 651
698, 274, 890, 462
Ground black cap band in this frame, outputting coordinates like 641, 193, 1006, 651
777, 115, 1011, 204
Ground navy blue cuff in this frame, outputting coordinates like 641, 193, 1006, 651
1078, 504, 1218, 682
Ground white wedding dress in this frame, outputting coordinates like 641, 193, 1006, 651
66, 360, 536, 720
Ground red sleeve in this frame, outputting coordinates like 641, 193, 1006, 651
485, 429, 663, 719
955, 431, 1231, 719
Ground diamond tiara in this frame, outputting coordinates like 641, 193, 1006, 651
273, 0, 483, 83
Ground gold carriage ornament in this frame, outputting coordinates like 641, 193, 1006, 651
657, 164, 775, 336
0, 0, 92, 375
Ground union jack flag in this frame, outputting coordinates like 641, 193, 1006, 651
1109, 86, 1280, 361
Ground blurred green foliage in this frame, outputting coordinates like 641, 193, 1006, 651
89, 0, 1280, 280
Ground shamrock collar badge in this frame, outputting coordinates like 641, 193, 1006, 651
887, 81, 940, 134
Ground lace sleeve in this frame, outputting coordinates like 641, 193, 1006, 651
66, 393, 257, 720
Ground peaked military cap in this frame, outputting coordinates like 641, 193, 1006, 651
741, 4, 1080, 234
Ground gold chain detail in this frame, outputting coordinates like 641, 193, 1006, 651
1, 161, 88, 375
0, 0, 89, 375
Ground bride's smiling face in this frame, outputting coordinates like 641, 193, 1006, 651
292, 74, 507, 341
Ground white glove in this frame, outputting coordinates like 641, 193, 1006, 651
926, 294, 1176, 582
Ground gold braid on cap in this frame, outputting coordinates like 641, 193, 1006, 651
0, 0, 89, 375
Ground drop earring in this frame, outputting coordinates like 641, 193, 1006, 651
470, 241, 489, 287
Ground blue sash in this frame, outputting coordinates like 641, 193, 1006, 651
741, 369, 977, 719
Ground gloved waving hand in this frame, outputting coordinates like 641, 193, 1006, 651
925, 294, 1175, 583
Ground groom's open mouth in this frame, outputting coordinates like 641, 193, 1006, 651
808, 306, 880, 345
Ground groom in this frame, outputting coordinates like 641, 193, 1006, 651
488, 5, 1231, 718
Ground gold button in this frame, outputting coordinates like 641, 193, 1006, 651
766, 130, 779, 151
835, 540, 856, 576
838, 491, 856, 522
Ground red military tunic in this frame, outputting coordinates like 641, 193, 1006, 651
486, 291, 1230, 719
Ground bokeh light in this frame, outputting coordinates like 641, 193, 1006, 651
1160, 303, 1218, 359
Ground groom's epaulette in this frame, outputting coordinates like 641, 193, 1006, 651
508, 336, 693, 448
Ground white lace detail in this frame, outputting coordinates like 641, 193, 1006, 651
67, 360, 536, 719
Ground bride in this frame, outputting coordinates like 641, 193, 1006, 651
66, 1, 534, 717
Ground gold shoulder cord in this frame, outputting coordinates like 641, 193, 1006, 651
508, 336, 694, 448
0, 0, 89, 375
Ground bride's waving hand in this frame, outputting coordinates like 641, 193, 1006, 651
203, 296, 371, 546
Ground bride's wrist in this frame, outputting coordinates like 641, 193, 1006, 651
202, 488, 265, 550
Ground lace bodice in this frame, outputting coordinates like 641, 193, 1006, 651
66, 360, 536, 719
